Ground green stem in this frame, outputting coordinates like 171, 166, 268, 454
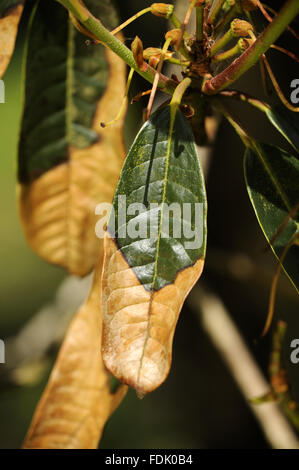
209, 0, 226, 24
57, 0, 177, 95
110, 7, 151, 36
218, 90, 270, 112
212, 41, 241, 62
169, 78, 192, 144
210, 28, 234, 56
203, 0, 299, 94
167, 57, 190, 66
170, 77, 192, 109
170, 13, 182, 29
196, 4, 205, 41
214, 4, 238, 36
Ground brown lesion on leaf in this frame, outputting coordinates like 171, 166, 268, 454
0, 1, 24, 78
101, 233, 205, 396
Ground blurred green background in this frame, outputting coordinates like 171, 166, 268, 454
0, 0, 298, 449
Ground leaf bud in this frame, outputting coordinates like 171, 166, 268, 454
238, 37, 255, 52
150, 3, 174, 19
143, 47, 173, 67
165, 29, 183, 48
131, 36, 144, 69
231, 18, 253, 37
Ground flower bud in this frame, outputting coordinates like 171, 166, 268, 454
143, 47, 162, 61
143, 47, 172, 67
131, 36, 144, 69
231, 19, 253, 37
238, 37, 255, 52
165, 29, 183, 48
143, 47, 172, 60
150, 3, 174, 19
240, 0, 258, 11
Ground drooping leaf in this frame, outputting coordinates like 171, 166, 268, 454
244, 143, 299, 292
101, 105, 207, 395
18, 0, 126, 276
23, 258, 127, 449
265, 105, 299, 153
221, 94, 299, 153
0, 0, 24, 78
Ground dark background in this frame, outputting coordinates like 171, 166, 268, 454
0, 0, 298, 449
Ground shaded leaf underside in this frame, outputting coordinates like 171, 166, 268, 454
244, 143, 299, 292
18, 0, 126, 275
265, 105, 299, 154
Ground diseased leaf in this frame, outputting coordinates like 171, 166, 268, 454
244, 143, 299, 292
0, 0, 24, 78
18, 0, 126, 276
23, 259, 127, 449
102, 106, 207, 395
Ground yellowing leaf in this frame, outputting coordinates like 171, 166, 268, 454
102, 236, 204, 397
23, 258, 127, 449
0, 1, 24, 78
19, 47, 126, 275
18, 1, 126, 276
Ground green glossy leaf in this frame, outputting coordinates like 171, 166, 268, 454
265, 106, 299, 153
222, 94, 299, 153
108, 105, 207, 291
18, 0, 119, 184
244, 143, 299, 292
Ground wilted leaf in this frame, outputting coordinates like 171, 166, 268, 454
0, 0, 24, 78
244, 143, 299, 292
101, 106, 207, 395
18, 0, 126, 276
23, 259, 127, 449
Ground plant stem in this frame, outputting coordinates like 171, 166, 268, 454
110, 7, 151, 36
146, 37, 172, 119
210, 27, 234, 56
209, 0, 225, 24
170, 77, 192, 109
56, 0, 177, 95
167, 57, 190, 66
170, 13, 182, 29
214, 4, 238, 36
196, 4, 205, 41
188, 285, 299, 449
203, 0, 299, 94
212, 42, 241, 62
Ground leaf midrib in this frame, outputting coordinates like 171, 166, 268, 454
136, 109, 175, 387
254, 143, 292, 214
